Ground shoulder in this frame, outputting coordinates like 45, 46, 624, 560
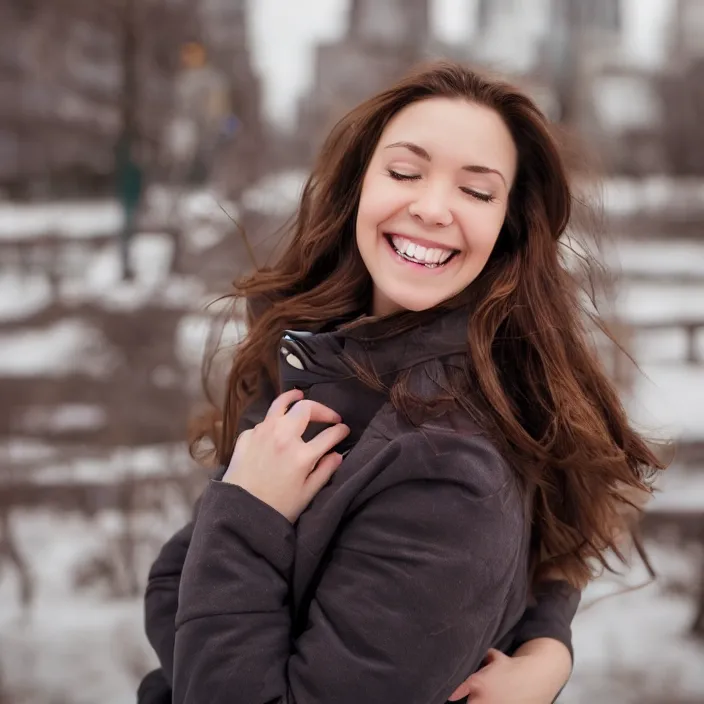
343, 408, 528, 574
361, 405, 521, 504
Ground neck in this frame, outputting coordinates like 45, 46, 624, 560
371, 288, 405, 318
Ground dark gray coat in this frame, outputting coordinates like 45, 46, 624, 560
143, 308, 580, 704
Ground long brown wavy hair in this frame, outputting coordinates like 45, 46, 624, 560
193, 61, 666, 589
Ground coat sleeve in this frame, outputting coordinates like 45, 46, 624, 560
144, 515, 197, 684
143, 380, 277, 684
142, 513, 581, 693
172, 435, 525, 704
508, 580, 581, 661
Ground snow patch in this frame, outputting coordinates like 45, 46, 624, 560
0, 200, 121, 240
19, 404, 108, 434
0, 274, 53, 322
609, 240, 704, 279
615, 281, 704, 325
241, 169, 307, 215
627, 364, 704, 442
0, 319, 118, 377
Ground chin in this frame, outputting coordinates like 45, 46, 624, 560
382, 290, 444, 314
400, 299, 438, 313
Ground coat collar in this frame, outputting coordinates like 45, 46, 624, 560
278, 306, 470, 391
276, 306, 470, 455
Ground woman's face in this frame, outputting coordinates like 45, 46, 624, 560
356, 97, 518, 316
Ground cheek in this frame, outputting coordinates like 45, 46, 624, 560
460, 209, 506, 253
357, 174, 401, 230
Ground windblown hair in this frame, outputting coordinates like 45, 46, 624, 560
193, 61, 665, 589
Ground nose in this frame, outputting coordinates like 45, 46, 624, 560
408, 185, 453, 228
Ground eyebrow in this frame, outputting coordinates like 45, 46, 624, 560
384, 140, 508, 187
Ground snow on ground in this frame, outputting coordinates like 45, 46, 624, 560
176, 313, 247, 367
0, 273, 53, 322
633, 327, 701, 365
0, 319, 118, 377
603, 177, 704, 219
18, 404, 108, 435
31, 445, 192, 486
0, 441, 193, 485
0, 588, 150, 704
0, 510, 162, 704
143, 184, 239, 236
650, 466, 704, 512
0, 439, 58, 465
0, 190, 239, 243
0, 508, 701, 704
627, 364, 704, 442
57, 231, 190, 312
0, 200, 122, 240
0, 295, 246, 381
609, 239, 704, 280
562, 543, 704, 703
240, 169, 307, 215
615, 281, 704, 325
0, 231, 210, 323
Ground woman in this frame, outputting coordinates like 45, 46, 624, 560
141, 61, 662, 704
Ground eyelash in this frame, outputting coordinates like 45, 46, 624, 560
387, 169, 494, 203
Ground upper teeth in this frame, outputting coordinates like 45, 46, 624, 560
391, 235, 455, 265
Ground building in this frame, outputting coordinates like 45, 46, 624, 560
473, 0, 553, 74
670, 0, 704, 63
197, 0, 265, 195
659, 0, 704, 174
296, 0, 431, 158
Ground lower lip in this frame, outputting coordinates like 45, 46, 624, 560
383, 236, 457, 273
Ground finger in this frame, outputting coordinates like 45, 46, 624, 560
266, 389, 304, 419
304, 452, 343, 496
447, 683, 470, 702
283, 399, 342, 434
448, 674, 483, 701
464, 676, 485, 698
305, 423, 350, 461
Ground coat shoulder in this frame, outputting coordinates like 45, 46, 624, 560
365, 405, 521, 503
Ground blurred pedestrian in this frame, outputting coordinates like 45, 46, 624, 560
166, 41, 234, 187
116, 134, 143, 281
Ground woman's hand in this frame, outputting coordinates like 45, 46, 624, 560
449, 640, 572, 703
222, 389, 350, 522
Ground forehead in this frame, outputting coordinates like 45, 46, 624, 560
377, 97, 518, 185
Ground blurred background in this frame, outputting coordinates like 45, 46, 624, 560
0, 0, 702, 702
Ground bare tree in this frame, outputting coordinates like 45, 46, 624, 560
0, 0, 200, 198
0, 506, 33, 608
661, 59, 704, 175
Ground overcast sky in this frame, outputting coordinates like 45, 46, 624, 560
247, 0, 674, 129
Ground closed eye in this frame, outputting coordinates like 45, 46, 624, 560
389, 169, 494, 203
388, 169, 421, 181
460, 187, 494, 203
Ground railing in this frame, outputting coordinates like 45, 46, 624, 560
634, 318, 704, 365
600, 316, 704, 394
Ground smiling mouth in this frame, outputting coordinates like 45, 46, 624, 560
384, 234, 459, 269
